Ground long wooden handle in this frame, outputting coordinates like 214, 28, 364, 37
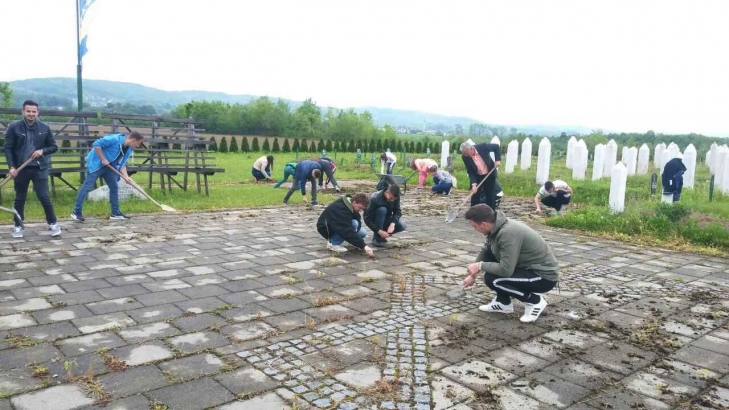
106, 166, 163, 208
455, 167, 496, 213
0, 157, 37, 189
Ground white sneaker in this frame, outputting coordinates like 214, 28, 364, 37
49, 223, 62, 237
12, 226, 24, 238
479, 299, 514, 314
521, 296, 548, 323
326, 242, 348, 253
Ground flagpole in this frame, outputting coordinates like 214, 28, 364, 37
75, 0, 83, 111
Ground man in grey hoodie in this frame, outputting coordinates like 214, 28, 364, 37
462, 204, 559, 323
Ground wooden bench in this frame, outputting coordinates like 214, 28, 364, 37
0, 110, 225, 201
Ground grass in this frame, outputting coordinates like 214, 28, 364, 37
3, 149, 728, 252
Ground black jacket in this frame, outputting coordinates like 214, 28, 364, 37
363, 189, 401, 231
316, 195, 366, 248
462, 143, 500, 186
662, 158, 686, 193
3, 119, 58, 169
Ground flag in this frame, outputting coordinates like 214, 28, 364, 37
78, 0, 100, 63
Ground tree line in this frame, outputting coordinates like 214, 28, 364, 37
210, 136, 442, 155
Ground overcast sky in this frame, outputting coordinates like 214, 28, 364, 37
2, 0, 728, 136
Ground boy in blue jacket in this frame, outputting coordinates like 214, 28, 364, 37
282, 160, 321, 206
71, 132, 144, 221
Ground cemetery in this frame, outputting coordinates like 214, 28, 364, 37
0, 134, 728, 409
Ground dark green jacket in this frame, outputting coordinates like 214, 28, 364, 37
478, 211, 559, 281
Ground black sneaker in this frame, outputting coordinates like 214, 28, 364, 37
109, 213, 131, 220
70, 212, 85, 222
372, 238, 386, 247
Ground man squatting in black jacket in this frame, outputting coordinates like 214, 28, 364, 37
316, 193, 374, 257
363, 184, 406, 247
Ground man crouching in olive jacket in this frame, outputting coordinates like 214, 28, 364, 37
462, 204, 559, 323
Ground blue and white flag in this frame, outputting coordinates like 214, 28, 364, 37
78, 0, 100, 63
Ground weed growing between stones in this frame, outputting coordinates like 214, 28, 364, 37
150, 401, 169, 410
97, 348, 127, 372
5, 334, 38, 348
67, 365, 112, 405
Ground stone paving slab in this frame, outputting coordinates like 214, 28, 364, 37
0, 195, 727, 409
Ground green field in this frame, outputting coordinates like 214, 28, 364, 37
2, 151, 728, 253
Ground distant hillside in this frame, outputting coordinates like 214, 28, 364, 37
7, 77, 592, 135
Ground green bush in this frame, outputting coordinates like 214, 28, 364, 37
218, 137, 228, 153
655, 202, 689, 222
229, 137, 239, 153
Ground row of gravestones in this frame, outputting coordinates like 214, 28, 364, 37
436, 137, 729, 214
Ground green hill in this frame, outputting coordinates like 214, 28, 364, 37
7, 77, 592, 135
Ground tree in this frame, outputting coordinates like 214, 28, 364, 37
408, 141, 415, 153
309, 140, 316, 152
272, 138, 280, 153
317, 138, 325, 153
376, 139, 383, 153
325, 139, 332, 152
229, 136, 239, 153
282, 139, 291, 152
262, 138, 271, 152
252, 137, 260, 152
0, 82, 13, 108
209, 137, 218, 152
347, 139, 356, 152
241, 137, 250, 152
300, 138, 307, 153
292, 138, 300, 152
415, 141, 423, 153
289, 98, 321, 140
219, 137, 229, 153
396, 140, 403, 152
62, 140, 71, 148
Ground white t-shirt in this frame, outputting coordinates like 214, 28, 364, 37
384, 152, 397, 163
538, 180, 570, 198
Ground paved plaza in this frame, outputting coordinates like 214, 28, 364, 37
0, 191, 728, 409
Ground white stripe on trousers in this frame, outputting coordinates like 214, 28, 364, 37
493, 276, 543, 297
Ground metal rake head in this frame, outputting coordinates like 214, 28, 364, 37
445, 201, 459, 223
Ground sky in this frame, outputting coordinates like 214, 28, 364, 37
2, 0, 729, 136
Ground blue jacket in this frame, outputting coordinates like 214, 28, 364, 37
86, 134, 135, 173
294, 160, 321, 195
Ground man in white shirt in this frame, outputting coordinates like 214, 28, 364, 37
534, 180, 572, 215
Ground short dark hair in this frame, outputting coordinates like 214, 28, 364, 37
266, 155, 274, 170
351, 193, 369, 206
128, 131, 144, 141
386, 184, 400, 198
22, 100, 39, 109
464, 204, 496, 224
312, 169, 321, 178
544, 181, 554, 191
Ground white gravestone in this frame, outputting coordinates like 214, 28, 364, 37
592, 144, 606, 181
490, 136, 500, 161
622, 146, 629, 162
625, 147, 638, 175
609, 162, 628, 214
660, 148, 673, 174
654, 143, 666, 170
709, 142, 718, 175
441, 141, 450, 169
572, 139, 588, 180
566, 136, 577, 169
716, 147, 729, 192
637, 144, 650, 175
603, 139, 618, 177
683, 144, 697, 189
505, 140, 519, 174
520, 138, 532, 170
536, 138, 551, 185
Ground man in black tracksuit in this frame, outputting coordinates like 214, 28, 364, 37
363, 185, 406, 247
662, 157, 686, 202
316, 193, 374, 256
3, 100, 61, 238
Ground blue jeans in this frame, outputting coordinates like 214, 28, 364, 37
330, 219, 367, 246
386, 161, 395, 175
372, 206, 406, 241
431, 176, 452, 194
252, 167, 271, 181
73, 167, 121, 215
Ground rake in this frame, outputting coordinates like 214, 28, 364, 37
0, 157, 37, 227
445, 167, 496, 223
107, 167, 177, 212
